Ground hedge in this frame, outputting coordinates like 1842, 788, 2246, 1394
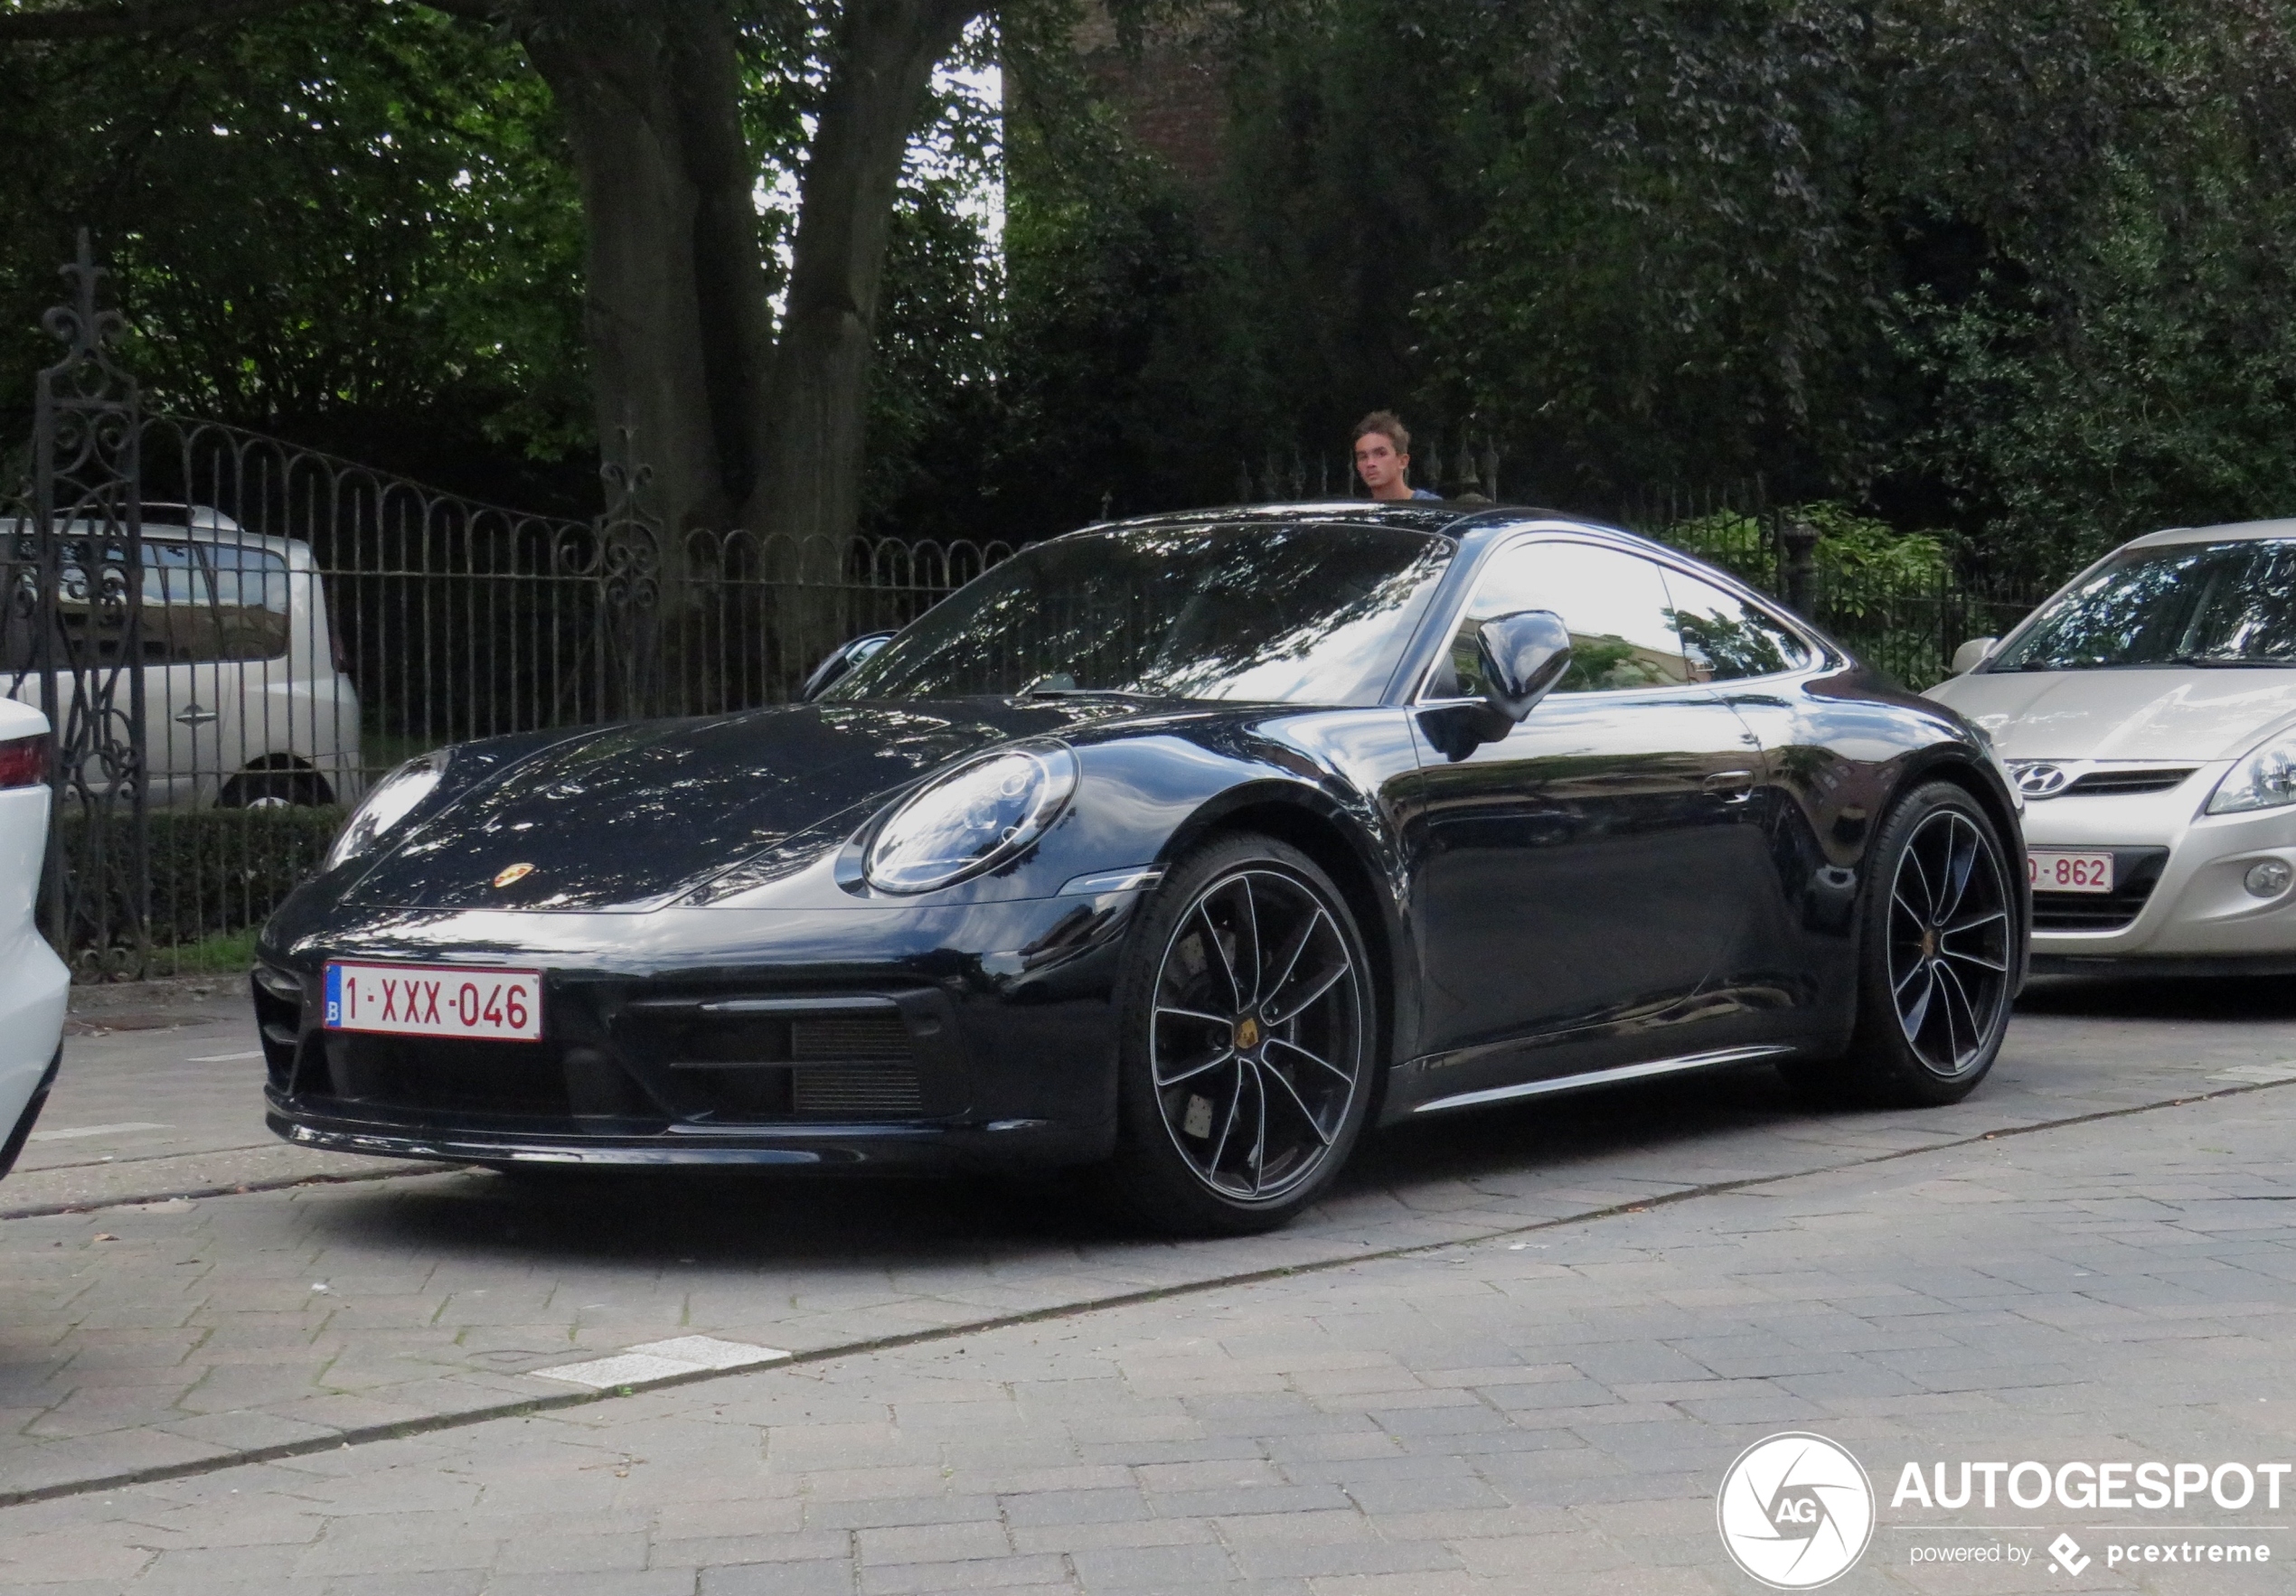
53, 804, 346, 951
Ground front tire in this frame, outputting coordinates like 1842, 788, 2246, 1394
1784, 780, 2018, 1107
1098, 833, 1377, 1235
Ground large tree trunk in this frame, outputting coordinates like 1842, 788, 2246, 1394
515, 0, 780, 712
746, 0, 987, 665
521, 0, 983, 686
519, 1, 775, 537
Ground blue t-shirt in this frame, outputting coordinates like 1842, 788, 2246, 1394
1412, 487, 1441, 500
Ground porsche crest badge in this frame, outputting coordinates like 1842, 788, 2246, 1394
493, 862, 536, 888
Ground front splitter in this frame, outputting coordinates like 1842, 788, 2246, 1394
268, 1108, 1098, 1171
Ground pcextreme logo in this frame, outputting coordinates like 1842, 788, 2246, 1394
1716, 1432, 1877, 1589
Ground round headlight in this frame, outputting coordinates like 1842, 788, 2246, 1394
325, 749, 449, 869
2207, 732, 2296, 815
865, 743, 1077, 894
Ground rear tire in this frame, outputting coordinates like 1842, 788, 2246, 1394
221, 760, 331, 809
1096, 833, 1377, 1236
1782, 781, 2018, 1108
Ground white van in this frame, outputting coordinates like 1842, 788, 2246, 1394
3, 505, 362, 808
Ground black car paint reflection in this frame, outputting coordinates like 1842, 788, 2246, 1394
256, 504, 2021, 1185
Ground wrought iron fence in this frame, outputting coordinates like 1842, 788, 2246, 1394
5, 247, 1012, 978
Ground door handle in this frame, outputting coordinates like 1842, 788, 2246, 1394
173, 703, 219, 728
1703, 768, 1756, 801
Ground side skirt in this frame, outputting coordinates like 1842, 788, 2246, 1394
1403, 1044, 1795, 1117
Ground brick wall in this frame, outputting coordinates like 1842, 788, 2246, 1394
1069, 0, 1230, 188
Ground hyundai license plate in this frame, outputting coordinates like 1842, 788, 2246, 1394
2028, 850, 2114, 895
324, 962, 542, 1041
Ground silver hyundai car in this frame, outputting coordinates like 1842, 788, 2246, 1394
1930, 518, 2296, 974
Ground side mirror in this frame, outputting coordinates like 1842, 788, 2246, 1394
1476, 609, 1574, 722
799, 631, 895, 701
1950, 636, 1999, 675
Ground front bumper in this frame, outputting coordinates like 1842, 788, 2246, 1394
256, 891, 1146, 1170
2020, 763, 2296, 968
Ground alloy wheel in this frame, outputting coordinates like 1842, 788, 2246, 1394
1887, 808, 2012, 1076
1148, 868, 1364, 1202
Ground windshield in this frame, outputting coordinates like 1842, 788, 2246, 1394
1993, 540, 2296, 671
824, 521, 1454, 705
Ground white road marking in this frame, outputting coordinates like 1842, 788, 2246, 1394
186, 1050, 265, 1063
532, 1337, 791, 1389
27, 1122, 169, 1141
2208, 1062, 2296, 1085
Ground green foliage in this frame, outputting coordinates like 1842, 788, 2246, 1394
52, 804, 343, 952
0, 4, 592, 494
146, 805, 344, 945
0, 1, 1016, 528
154, 925, 264, 978
1008, 0, 2296, 583
1668, 503, 1952, 588
8, 0, 2294, 584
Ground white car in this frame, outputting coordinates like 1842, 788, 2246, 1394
1929, 517, 2296, 973
4, 505, 362, 808
0, 697, 68, 1177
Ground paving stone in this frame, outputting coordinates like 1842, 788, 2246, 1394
2, 989, 2294, 1596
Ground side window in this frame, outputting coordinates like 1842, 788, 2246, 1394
139, 540, 214, 664
1661, 568, 1810, 681
1437, 540, 1691, 697
202, 545, 292, 662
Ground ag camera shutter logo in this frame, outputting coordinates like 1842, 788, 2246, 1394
1717, 1432, 1876, 1588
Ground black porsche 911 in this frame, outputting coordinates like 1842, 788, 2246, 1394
255, 502, 2029, 1234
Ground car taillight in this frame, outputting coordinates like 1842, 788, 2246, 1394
0, 734, 47, 789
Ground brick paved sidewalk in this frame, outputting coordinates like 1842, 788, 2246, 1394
3, 1024, 2295, 1591
3, 988, 2292, 1508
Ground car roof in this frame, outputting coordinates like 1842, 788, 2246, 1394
1067, 499, 1639, 549
1068, 499, 1739, 582
2126, 517, 2296, 549
2, 504, 309, 562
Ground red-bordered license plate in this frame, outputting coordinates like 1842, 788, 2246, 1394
2028, 850, 2114, 895
324, 962, 542, 1041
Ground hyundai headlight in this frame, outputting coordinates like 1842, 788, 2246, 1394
325, 749, 449, 868
865, 743, 1077, 894
2207, 731, 2296, 815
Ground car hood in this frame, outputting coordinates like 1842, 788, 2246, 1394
1925, 668, 2296, 761
346, 699, 1152, 912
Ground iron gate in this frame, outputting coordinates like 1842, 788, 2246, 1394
3, 234, 149, 980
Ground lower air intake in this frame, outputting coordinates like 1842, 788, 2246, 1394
791, 1065, 924, 1117
790, 1014, 912, 1063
